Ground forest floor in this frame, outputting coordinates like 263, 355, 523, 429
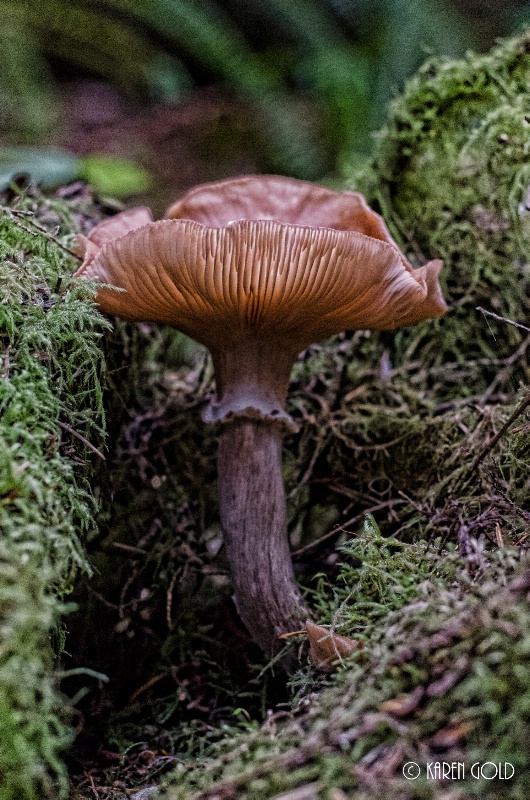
1, 32, 529, 800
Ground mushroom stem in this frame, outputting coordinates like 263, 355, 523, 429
217, 419, 310, 657
204, 343, 299, 431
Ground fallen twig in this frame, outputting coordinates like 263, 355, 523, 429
459, 390, 530, 491
57, 420, 106, 460
1, 206, 82, 260
478, 334, 530, 404
292, 500, 405, 556
476, 306, 530, 333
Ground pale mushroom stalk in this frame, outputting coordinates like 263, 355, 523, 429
75, 175, 448, 661
218, 420, 307, 651
208, 341, 308, 652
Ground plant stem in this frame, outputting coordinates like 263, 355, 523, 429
217, 419, 309, 659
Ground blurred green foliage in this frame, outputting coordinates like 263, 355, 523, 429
0, 148, 151, 196
1, 0, 528, 180
79, 154, 151, 196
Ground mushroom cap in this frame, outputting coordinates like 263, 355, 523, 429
166, 174, 397, 237
75, 175, 447, 352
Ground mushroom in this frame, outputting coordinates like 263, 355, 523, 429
75, 175, 447, 660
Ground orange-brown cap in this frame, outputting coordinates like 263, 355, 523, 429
167, 174, 408, 239
75, 175, 447, 354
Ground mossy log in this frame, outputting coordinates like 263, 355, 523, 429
0, 189, 121, 800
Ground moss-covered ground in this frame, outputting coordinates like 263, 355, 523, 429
1, 28, 529, 800
162, 532, 530, 800
0, 184, 112, 799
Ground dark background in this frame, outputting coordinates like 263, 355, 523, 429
1, 0, 528, 210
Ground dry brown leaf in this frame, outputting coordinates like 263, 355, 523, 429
306, 620, 362, 672
379, 686, 425, 717
429, 720, 477, 749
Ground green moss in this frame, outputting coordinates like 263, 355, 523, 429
351, 29, 530, 395
0, 193, 110, 799
162, 523, 530, 799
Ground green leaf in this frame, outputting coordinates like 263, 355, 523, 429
0, 147, 78, 190
79, 155, 151, 197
